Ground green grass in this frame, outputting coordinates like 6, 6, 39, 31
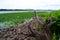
0, 12, 50, 24
0, 10, 60, 27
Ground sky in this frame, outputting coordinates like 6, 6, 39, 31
0, 0, 60, 10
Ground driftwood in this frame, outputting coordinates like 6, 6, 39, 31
0, 11, 55, 40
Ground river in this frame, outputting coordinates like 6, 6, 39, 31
0, 10, 52, 14
0, 11, 33, 14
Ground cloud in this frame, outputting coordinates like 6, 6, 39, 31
0, 0, 60, 10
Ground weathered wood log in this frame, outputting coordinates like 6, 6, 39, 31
0, 11, 55, 40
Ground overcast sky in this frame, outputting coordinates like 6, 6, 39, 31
0, 0, 60, 10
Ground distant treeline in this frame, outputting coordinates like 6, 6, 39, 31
0, 9, 54, 12
0, 9, 34, 11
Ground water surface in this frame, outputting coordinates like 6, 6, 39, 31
0, 11, 33, 14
